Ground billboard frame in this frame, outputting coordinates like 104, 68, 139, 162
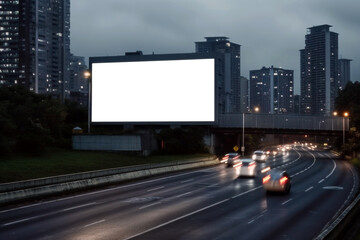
89, 53, 218, 126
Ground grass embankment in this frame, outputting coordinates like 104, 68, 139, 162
0, 149, 213, 184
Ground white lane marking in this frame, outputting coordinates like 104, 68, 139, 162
124, 199, 229, 240
147, 186, 165, 192
175, 191, 192, 198
248, 210, 267, 224
305, 186, 314, 192
324, 158, 337, 179
62, 202, 97, 212
282, 198, 293, 205
3, 216, 38, 226
323, 186, 344, 190
139, 201, 163, 210
316, 154, 336, 184
3, 202, 97, 226
84, 219, 105, 228
124, 186, 263, 240
290, 149, 316, 178
180, 179, 194, 183
0, 166, 218, 214
231, 186, 263, 199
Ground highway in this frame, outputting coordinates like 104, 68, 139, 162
0, 145, 358, 240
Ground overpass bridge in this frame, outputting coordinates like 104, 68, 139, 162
209, 113, 349, 154
216, 113, 348, 133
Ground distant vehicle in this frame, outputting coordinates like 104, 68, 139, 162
263, 169, 291, 194
238, 158, 257, 177
252, 150, 267, 162
220, 153, 241, 167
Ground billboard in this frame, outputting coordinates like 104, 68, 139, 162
91, 57, 215, 124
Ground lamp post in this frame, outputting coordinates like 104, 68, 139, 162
242, 112, 245, 156
84, 70, 91, 133
343, 112, 349, 145
332, 111, 338, 131
254, 107, 260, 128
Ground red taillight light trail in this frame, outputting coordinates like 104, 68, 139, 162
233, 162, 242, 168
261, 167, 271, 173
279, 176, 288, 185
263, 175, 271, 184
220, 156, 229, 163
248, 162, 256, 168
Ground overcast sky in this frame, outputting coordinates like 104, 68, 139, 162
71, 0, 360, 94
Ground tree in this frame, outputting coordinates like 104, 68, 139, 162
335, 81, 360, 155
0, 86, 84, 155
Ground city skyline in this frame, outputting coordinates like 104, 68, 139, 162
71, 0, 360, 95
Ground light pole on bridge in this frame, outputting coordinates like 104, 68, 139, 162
343, 112, 349, 145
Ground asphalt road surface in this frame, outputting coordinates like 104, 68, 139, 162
0, 145, 358, 240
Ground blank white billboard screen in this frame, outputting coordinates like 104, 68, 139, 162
91, 58, 215, 123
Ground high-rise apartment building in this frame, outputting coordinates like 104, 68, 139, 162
338, 58, 352, 91
69, 54, 88, 106
300, 24, 338, 115
195, 37, 242, 113
250, 66, 294, 114
240, 76, 249, 112
0, 0, 70, 100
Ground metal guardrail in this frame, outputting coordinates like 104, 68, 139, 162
218, 114, 349, 131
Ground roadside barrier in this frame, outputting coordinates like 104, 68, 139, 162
0, 157, 219, 205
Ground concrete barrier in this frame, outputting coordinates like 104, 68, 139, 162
315, 192, 360, 240
0, 157, 219, 205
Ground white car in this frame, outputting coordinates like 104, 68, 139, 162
238, 159, 257, 177
252, 150, 267, 162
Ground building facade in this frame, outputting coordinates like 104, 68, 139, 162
69, 54, 88, 106
0, 0, 70, 100
300, 24, 338, 115
195, 37, 242, 113
338, 58, 352, 91
250, 66, 294, 114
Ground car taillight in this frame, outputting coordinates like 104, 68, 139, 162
263, 175, 271, 184
233, 162, 242, 168
248, 162, 256, 168
220, 156, 228, 163
261, 167, 271, 173
279, 176, 288, 185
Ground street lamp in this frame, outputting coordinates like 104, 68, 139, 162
343, 112, 349, 145
332, 112, 338, 131
242, 112, 245, 156
84, 70, 91, 133
254, 107, 260, 128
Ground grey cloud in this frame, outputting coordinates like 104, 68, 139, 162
71, 0, 360, 93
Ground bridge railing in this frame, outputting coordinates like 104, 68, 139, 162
218, 114, 348, 131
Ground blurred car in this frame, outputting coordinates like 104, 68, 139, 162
263, 169, 291, 194
238, 158, 257, 177
220, 153, 241, 167
252, 150, 267, 162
